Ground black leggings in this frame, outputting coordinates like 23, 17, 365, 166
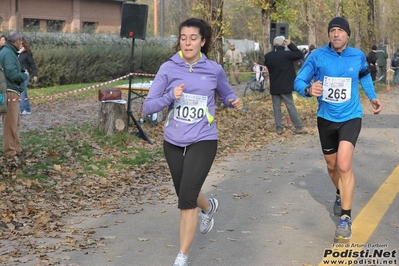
163, 140, 217, 209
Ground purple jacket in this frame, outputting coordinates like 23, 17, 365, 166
143, 52, 237, 147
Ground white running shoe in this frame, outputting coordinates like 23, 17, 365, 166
199, 198, 219, 234
173, 252, 188, 266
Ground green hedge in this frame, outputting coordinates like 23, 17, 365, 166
32, 42, 174, 87
13, 32, 260, 87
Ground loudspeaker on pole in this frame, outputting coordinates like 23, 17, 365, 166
270, 22, 289, 44
120, 3, 148, 40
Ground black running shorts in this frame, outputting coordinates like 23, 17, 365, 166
317, 117, 362, 155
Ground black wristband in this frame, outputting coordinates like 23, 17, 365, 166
304, 85, 311, 97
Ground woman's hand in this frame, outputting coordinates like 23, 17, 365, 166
229, 98, 243, 110
174, 83, 185, 100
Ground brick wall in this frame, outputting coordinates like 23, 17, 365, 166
0, 0, 123, 33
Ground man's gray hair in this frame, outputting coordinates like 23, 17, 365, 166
7, 32, 23, 43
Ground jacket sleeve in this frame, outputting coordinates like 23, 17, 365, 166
294, 55, 315, 97
359, 55, 378, 100
3, 53, 27, 85
142, 66, 175, 116
27, 51, 38, 77
287, 43, 303, 61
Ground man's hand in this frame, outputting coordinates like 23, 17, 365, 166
370, 98, 382, 114
309, 80, 323, 97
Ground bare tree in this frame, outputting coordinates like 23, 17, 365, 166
192, 0, 226, 64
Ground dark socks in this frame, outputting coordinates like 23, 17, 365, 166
341, 209, 351, 218
336, 189, 340, 196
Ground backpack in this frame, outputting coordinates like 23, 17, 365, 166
0, 66, 8, 114
392, 55, 399, 68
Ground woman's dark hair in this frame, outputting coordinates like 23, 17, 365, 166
21, 38, 31, 52
173, 18, 213, 56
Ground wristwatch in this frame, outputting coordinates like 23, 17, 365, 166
304, 86, 311, 97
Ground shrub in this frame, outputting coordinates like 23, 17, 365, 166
26, 33, 175, 87
17, 32, 258, 87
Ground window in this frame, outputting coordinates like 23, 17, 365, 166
23, 19, 40, 31
47, 20, 63, 32
82, 22, 97, 33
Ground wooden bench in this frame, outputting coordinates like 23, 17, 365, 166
115, 81, 163, 124
115, 82, 152, 101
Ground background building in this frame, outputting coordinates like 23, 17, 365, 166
0, 0, 125, 33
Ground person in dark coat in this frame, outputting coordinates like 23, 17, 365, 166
18, 37, 38, 114
0, 32, 28, 160
376, 42, 388, 83
304, 44, 316, 61
367, 45, 378, 81
264, 36, 305, 135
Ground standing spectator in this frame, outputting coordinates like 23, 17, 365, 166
304, 44, 316, 61
376, 42, 388, 83
224, 43, 242, 85
301, 47, 308, 59
367, 45, 378, 81
0, 35, 7, 51
294, 17, 383, 243
264, 35, 305, 135
0, 32, 28, 160
296, 47, 308, 69
390, 48, 399, 85
143, 18, 243, 266
19, 37, 38, 115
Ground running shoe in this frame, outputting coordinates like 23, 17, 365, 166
334, 214, 352, 243
173, 252, 188, 266
199, 197, 219, 234
333, 193, 342, 216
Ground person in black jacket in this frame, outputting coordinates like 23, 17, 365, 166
264, 36, 305, 135
367, 45, 378, 81
19, 37, 38, 115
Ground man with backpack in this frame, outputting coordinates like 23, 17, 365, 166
391, 48, 399, 84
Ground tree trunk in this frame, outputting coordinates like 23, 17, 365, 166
261, 9, 272, 53
212, 0, 224, 65
98, 102, 128, 135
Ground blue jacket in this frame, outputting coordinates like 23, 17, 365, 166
294, 43, 378, 122
143, 51, 238, 147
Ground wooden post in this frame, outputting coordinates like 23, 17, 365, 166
98, 102, 128, 135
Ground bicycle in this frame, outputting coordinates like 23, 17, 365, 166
243, 66, 270, 98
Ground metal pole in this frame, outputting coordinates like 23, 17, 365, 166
126, 38, 152, 144
160, 0, 164, 37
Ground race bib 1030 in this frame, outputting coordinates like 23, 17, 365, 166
173, 93, 208, 124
